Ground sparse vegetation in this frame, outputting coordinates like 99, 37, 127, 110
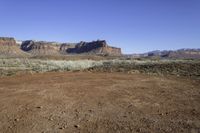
89, 59, 200, 78
1, 58, 200, 78
0, 58, 103, 76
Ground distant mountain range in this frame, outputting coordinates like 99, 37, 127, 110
126, 49, 200, 59
0, 37, 200, 59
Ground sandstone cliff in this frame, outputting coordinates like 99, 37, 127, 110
61, 40, 121, 56
0, 37, 16, 46
21, 40, 60, 55
21, 40, 122, 56
0, 37, 29, 57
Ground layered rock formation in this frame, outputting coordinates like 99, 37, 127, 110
0, 37, 16, 46
61, 40, 121, 56
165, 49, 200, 59
0, 37, 29, 57
128, 49, 200, 59
21, 40, 122, 56
21, 40, 60, 55
147, 49, 200, 59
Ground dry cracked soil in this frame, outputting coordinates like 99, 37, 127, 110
0, 72, 200, 133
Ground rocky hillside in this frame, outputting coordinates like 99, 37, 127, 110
0, 37, 121, 57
0, 37, 29, 57
128, 49, 200, 59
165, 49, 200, 59
0, 37, 16, 46
21, 40, 60, 55
2, 36, 199, 59
21, 40, 122, 56
60, 40, 121, 56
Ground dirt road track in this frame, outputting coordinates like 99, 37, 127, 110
0, 72, 199, 133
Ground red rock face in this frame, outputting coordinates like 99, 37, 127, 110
0, 37, 16, 46
60, 43, 76, 53
0, 37, 29, 57
21, 41, 60, 55
61, 40, 122, 56
22, 40, 122, 56
101, 46, 122, 56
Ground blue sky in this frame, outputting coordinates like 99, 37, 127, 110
0, 0, 200, 53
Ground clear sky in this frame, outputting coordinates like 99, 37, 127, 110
0, 0, 200, 53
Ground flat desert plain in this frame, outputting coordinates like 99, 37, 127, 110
0, 72, 199, 133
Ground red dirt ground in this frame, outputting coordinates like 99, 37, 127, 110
0, 72, 199, 133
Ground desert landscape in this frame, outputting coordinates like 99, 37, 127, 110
0, 71, 200, 133
0, 37, 200, 133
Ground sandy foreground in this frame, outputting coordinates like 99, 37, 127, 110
0, 72, 199, 133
